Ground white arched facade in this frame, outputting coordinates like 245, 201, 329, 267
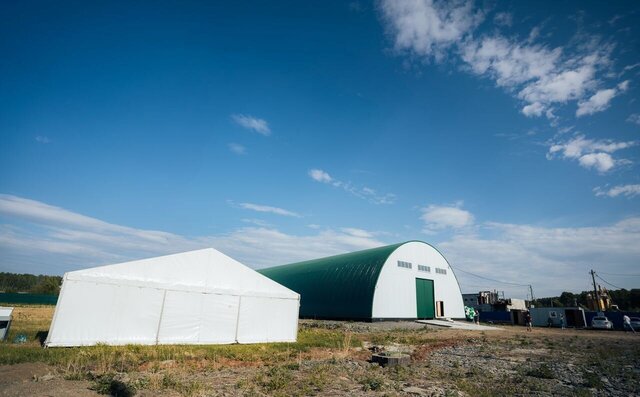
372, 241, 465, 319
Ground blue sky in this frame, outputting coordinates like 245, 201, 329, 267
1, 1, 639, 298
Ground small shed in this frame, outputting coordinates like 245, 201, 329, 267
530, 307, 587, 328
0, 306, 13, 341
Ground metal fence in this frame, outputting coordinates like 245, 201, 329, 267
479, 311, 512, 323
0, 293, 58, 305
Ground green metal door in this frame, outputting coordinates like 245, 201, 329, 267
415, 278, 435, 319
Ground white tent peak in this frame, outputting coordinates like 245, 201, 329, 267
65, 247, 298, 299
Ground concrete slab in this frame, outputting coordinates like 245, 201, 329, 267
416, 319, 501, 331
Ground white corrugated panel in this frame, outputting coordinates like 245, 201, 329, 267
46, 248, 299, 347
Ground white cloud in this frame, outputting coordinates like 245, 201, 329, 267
622, 63, 640, 73
578, 152, 616, 173
522, 102, 545, 117
379, 0, 483, 61
228, 143, 246, 155
379, 1, 621, 120
547, 135, 636, 173
241, 218, 271, 227
421, 202, 474, 233
231, 114, 271, 136
548, 135, 635, 159
594, 184, 640, 198
627, 113, 640, 125
576, 88, 616, 117
3, 194, 639, 297
493, 12, 512, 27
308, 169, 334, 184
0, 194, 200, 273
35, 136, 51, 144
341, 227, 374, 238
517, 61, 599, 106
441, 217, 640, 297
308, 169, 396, 205
618, 80, 630, 91
359, 186, 396, 205
527, 26, 541, 43
456, 24, 614, 118
576, 80, 629, 117
238, 202, 300, 218
0, 194, 385, 274
460, 35, 562, 88
213, 227, 386, 269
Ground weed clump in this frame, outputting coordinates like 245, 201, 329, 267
525, 363, 554, 379
359, 370, 385, 391
90, 373, 136, 397
582, 370, 604, 389
257, 366, 293, 392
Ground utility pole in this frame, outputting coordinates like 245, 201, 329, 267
590, 269, 601, 312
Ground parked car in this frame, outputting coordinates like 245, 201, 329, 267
624, 317, 640, 331
591, 316, 613, 330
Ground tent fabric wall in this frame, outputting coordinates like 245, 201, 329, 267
46, 248, 299, 347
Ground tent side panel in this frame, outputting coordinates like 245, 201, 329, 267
115, 284, 166, 344
157, 291, 238, 344
236, 297, 298, 343
47, 280, 163, 346
156, 290, 202, 344
198, 293, 239, 344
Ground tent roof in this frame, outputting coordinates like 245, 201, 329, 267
258, 242, 407, 319
0, 306, 13, 318
66, 248, 298, 299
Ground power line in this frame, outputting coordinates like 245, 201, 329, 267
597, 271, 640, 277
453, 267, 531, 287
595, 274, 625, 290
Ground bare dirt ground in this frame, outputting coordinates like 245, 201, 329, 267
1, 306, 639, 396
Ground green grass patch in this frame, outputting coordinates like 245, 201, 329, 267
0, 326, 362, 384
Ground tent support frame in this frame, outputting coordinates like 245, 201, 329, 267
234, 296, 242, 343
155, 290, 168, 345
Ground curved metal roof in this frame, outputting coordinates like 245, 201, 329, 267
258, 242, 406, 320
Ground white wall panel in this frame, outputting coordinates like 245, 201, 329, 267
371, 242, 465, 319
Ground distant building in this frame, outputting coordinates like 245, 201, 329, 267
462, 293, 479, 308
530, 307, 587, 328
462, 291, 526, 311
492, 298, 527, 311
259, 241, 465, 321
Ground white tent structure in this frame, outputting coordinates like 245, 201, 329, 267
46, 248, 300, 347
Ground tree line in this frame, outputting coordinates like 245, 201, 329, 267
535, 289, 640, 311
0, 272, 62, 295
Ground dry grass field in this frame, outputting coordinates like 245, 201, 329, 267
1, 305, 639, 396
